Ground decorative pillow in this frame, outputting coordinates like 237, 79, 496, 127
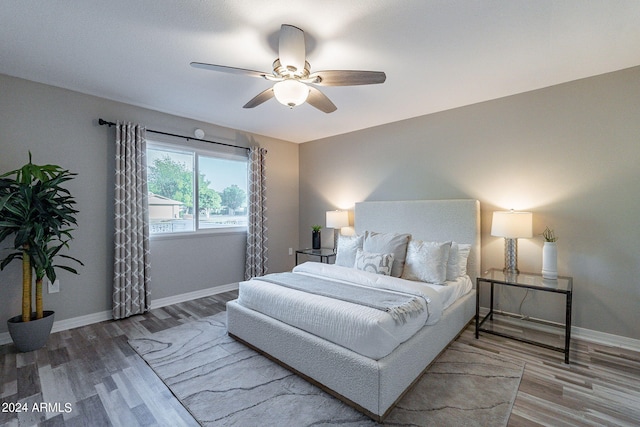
456, 243, 472, 276
401, 240, 451, 284
362, 231, 410, 277
335, 234, 364, 267
445, 242, 472, 280
354, 249, 394, 276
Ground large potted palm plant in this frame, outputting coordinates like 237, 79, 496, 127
0, 153, 83, 352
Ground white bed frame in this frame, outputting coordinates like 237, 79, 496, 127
227, 199, 480, 421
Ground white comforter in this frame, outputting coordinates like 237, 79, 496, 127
236, 262, 472, 360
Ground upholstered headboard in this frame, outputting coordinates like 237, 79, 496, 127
354, 199, 481, 284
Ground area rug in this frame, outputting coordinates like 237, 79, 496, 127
129, 313, 523, 426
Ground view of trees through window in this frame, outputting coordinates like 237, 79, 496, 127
147, 144, 248, 234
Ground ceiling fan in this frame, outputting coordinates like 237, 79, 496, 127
191, 24, 386, 113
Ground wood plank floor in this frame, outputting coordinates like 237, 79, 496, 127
1, 290, 639, 426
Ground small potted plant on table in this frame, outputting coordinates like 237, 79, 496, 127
0, 153, 83, 352
311, 225, 322, 249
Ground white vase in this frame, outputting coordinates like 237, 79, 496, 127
542, 242, 558, 279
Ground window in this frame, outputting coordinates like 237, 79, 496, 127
147, 142, 248, 235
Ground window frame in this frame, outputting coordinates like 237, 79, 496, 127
147, 139, 248, 239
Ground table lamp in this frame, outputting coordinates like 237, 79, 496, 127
326, 210, 349, 252
491, 210, 533, 274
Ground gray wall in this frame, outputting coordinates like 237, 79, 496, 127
299, 66, 640, 341
0, 74, 299, 333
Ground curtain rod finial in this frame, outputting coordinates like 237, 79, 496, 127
98, 118, 114, 127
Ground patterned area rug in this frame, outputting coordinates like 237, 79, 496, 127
129, 313, 523, 426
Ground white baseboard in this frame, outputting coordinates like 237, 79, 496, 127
51, 310, 112, 334
0, 283, 239, 346
150, 282, 238, 309
572, 326, 640, 352
488, 310, 640, 352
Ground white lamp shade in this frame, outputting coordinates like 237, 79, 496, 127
326, 210, 349, 229
273, 80, 309, 107
491, 211, 533, 238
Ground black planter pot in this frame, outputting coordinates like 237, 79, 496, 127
7, 310, 55, 352
312, 230, 321, 249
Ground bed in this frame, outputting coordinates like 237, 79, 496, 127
226, 199, 481, 421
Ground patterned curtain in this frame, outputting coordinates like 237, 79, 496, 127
112, 122, 151, 320
245, 146, 268, 279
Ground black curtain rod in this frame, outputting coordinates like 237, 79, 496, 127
98, 118, 249, 151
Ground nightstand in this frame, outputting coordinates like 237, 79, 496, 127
295, 248, 336, 265
475, 268, 573, 363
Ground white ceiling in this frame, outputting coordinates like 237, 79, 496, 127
2, 1, 640, 143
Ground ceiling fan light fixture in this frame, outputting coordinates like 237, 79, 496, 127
192, 24, 385, 113
273, 79, 309, 108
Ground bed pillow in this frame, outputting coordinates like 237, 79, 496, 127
401, 240, 451, 284
457, 243, 472, 276
335, 234, 364, 267
446, 242, 472, 280
363, 231, 410, 277
354, 249, 394, 276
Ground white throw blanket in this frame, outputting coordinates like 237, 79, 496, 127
258, 272, 426, 324
293, 262, 443, 323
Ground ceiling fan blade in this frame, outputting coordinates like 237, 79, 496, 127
191, 62, 269, 79
243, 88, 275, 109
309, 70, 386, 86
307, 86, 337, 113
278, 24, 306, 74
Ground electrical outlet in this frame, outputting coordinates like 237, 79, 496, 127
288, 248, 293, 256
48, 279, 60, 293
